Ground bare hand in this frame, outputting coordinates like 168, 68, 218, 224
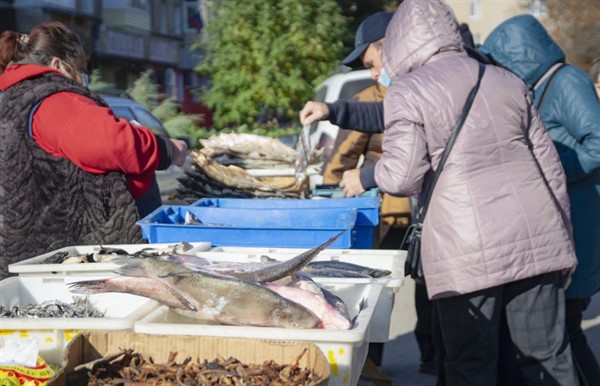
169, 138, 188, 166
339, 169, 365, 197
299, 101, 330, 126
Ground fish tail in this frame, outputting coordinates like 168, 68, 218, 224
67, 279, 110, 294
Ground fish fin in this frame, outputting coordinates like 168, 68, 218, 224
112, 258, 151, 277
260, 255, 278, 263
67, 279, 110, 294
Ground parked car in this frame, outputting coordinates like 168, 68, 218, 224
308, 69, 375, 150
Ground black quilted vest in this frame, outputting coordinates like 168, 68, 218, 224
0, 73, 143, 278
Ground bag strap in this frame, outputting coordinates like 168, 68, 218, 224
535, 63, 566, 111
419, 62, 486, 221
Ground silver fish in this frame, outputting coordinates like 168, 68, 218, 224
265, 274, 352, 330
0, 297, 104, 318
68, 259, 319, 329
305, 261, 392, 278
171, 229, 347, 283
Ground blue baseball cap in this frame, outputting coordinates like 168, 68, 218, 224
342, 12, 394, 68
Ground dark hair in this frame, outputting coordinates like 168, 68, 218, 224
590, 58, 600, 81
0, 21, 86, 74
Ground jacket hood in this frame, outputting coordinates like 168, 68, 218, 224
382, 0, 464, 80
480, 14, 565, 87
0, 64, 58, 91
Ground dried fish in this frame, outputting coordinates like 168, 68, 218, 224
70, 348, 322, 386
200, 133, 297, 164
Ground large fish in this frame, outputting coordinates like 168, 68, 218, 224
304, 261, 392, 278
266, 272, 352, 330
68, 259, 319, 329
167, 230, 347, 283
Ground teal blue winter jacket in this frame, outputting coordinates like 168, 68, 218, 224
481, 15, 600, 299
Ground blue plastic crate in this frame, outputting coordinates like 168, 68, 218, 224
192, 197, 381, 249
137, 205, 357, 248
311, 187, 380, 198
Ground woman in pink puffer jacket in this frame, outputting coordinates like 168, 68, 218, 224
376, 1, 579, 385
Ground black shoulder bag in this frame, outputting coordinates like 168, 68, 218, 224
402, 62, 486, 280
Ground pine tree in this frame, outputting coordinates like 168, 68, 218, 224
128, 70, 204, 147
195, 0, 349, 129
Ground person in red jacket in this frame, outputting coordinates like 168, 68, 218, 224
0, 24, 187, 201
0, 21, 187, 279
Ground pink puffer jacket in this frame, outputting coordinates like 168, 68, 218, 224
376, 0, 577, 299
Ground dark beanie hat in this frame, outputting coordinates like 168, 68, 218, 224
342, 12, 394, 68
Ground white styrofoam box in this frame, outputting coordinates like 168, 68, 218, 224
135, 282, 382, 386
8, 242, 212, 276
198, 247, 405, 342
0, 276, 159, 366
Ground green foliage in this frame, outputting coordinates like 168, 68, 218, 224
88, 69, 115, 91
128, 70, 204, 148
128, 70, 161, 111
195, 0, 349, 129
336, 0, 399, 54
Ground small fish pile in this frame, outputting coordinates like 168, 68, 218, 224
0, 297, 104, 318
68, 231, 353, 329
68, 348, 322, 386
40, 242, 196, 265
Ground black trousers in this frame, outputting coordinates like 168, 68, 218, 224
566, 298, 600, 386
435, 272, 579, 386
414, 280, 436, 364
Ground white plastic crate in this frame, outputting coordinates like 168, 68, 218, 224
135, 282, 382, 386
0, 276, 159, 366
8, 242, 212, 276
199, 246, 405, 342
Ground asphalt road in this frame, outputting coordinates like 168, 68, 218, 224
358, 277, 600, 386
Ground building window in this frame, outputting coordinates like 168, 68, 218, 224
165, 67, 177, 99
159, 0, 168, 34
529, 0, 548, 16
469, 1, 482, 19
186, 0, 203, 32
130, 0, 148, 11
175, 3, 184, 35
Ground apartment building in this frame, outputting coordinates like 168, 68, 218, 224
0, 0, 209, 120
445, 0, 548, 45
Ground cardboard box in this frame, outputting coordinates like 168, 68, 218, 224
48, 332, 330, 386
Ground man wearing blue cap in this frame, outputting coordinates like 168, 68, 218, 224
322, 11, 412, 248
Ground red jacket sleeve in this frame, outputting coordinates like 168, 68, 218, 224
32, 92, 162, 198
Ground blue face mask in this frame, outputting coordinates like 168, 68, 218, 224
378, 67, 392, 88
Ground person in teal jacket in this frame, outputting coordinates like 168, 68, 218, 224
481, 14, 600, 386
